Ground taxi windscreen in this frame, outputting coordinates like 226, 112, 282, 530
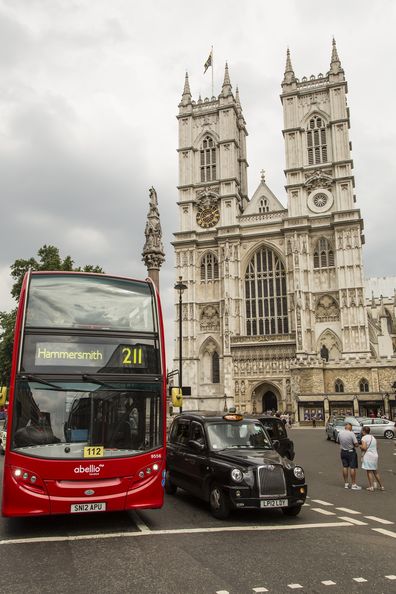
207, 421, 272, 451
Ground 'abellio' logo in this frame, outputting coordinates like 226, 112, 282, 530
74, 464, 104, 475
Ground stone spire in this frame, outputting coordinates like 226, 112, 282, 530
142, 186, 165, 290
220, 62, 232, 97
329, 37, 344, 76
181, 71, 192, 106
282, 48, 296, 86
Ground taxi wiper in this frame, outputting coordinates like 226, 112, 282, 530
21, 374, 63, 390
82, 374, 114, 389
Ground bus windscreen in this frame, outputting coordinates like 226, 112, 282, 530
25, 275, 155, 332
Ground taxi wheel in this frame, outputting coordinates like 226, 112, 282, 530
164, 471, 177, 495
209, 484, 230, 520
282, 505, 302, 517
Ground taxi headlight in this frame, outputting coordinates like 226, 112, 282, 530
293, 466, 304, 480
231, 468, 243, 483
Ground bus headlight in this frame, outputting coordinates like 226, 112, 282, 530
293, 466, 305, 480
231, 468, 243, 483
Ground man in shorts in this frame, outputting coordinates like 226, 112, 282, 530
338, 422, 361, 490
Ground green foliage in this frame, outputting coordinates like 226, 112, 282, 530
1, 245, 104, 385
10, 245, 104, 300
0, 309, 17, 386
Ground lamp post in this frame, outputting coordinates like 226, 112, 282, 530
174, 276, 187, 412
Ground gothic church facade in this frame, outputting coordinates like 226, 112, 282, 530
173, 42, 396, 423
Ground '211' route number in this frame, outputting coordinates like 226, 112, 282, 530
122, 346, 143, 366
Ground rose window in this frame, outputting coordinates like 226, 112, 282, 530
313, 193, 328, 208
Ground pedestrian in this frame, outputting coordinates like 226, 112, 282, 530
338, 422, 361, 490
312, 414, 316, 428
360, 425, 384, 491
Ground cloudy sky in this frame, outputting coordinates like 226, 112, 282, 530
0, 0, 395, 361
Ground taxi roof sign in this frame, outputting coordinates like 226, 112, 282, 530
223, 413, 244, 422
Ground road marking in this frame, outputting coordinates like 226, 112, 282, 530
335, 507, 361, 515
311, 499, 333, 506
216, 591, 229, 594
372, 528, 396, 539
253, 588, 269, 592
337, 516, 367, 526
302, 503, 310, 507
321, 581, 336, 586
353, 578, 367, 583
385, 575, 396, 580
364, 516, 394, 525
0, 521, 352, 546
311, 508, 336, 516
129, 511, 151, 533
287, 585, 303, 590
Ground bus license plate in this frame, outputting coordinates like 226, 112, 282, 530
261, 499, 288, 508
71, 502, 106, 513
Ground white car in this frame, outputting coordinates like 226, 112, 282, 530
359, 418, 395, 439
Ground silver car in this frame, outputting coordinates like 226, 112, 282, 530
359, 418, 395, 439
326, 416, 362, 442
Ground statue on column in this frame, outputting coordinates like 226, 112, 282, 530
142, 186, 165, 290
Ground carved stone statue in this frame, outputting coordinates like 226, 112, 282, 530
142, 186, 165, 289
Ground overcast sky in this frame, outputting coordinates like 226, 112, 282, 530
0, 0, 395, 362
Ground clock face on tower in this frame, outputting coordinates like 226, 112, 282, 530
196, 205, 220, 228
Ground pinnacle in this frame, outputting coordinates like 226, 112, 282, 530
221, 62, 232, 97
182, 71, 191, 98
282, 47, 296, 85
329, 37, 344, 75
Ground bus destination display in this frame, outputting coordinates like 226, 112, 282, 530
34, 342, 146, 369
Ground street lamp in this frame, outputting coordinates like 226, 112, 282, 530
174, 276, 187, 412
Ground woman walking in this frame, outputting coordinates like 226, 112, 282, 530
360, 426, 384, 491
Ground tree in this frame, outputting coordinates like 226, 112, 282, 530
10, 244, 104, 301
0, 245, 104, 385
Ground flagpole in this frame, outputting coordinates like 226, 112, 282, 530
211, 46, 214, 97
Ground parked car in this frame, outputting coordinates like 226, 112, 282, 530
251, 415, 295, 460
325, 416, 362, 442
166, 411, 307, 519
358, 418, 395, 439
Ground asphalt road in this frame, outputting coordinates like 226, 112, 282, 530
0, 429, 395, 594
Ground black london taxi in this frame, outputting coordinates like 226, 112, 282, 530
165, 411, 307, 519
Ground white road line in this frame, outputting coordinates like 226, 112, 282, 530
364, 516, 394, 525
321, 581, 336, 586
335, 507, 361, 515
129, 511, 151, 533
287, 585, 303, 590
353, 577, 367, 583
253, 588, 269, 592
337, 516, 367, 526
311, 508, 336, 516
0, 521, 352, 546
216, 591, 229, 594
385, 575, 396, 580
311, 499, 333, 506
372, 528, 396, 539
302, 503, 310, 507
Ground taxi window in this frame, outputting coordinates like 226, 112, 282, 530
191, 422, 205, 445
260, 420, 276, 439
171, 419, 190, 445
276, 421, 287, 439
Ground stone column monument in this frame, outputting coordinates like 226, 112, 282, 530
142, 186, 165, 290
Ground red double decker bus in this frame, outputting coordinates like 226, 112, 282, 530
2, 271, 166, 517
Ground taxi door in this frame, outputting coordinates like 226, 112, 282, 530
182, 421, 208, 497
167, 418, 192, 491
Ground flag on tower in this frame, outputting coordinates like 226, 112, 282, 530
204, 49, 213, 73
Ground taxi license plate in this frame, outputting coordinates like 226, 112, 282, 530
261, 499, 288, 508
71, 502, 106, 513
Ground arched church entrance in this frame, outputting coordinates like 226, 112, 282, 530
262, 391, 278, 413
251, 382, 281, 414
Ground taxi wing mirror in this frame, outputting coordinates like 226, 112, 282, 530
188, 439, 205, 452
272, 439, 280, 451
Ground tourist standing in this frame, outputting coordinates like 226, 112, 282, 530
360, 425, 384, 491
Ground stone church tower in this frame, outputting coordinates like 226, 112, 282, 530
173, 43, 396, 421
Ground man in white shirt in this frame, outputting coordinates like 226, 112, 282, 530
338, 422, 361, 490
